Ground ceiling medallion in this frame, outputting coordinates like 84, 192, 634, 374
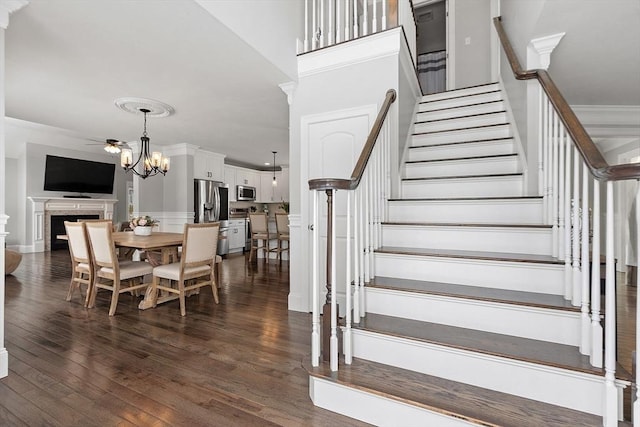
114, 97, 175, 118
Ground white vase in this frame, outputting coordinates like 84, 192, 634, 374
133, 226, 152, 236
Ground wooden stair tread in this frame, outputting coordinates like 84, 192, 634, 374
406, 153, 518, 164
376, 246, 564, 265
357, 314, 601, 376
413, 122, 510, 136
304, 356, 603, 427
403, 172, 522, 181
410, 136, 514, 149
383, 221, 551, 229
370, 276, 577, 311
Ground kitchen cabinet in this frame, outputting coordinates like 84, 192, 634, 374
194, 150, 225, 182
228, 219, 246, 253
225, 165, 237, 201
235, 168, 260, 190
258, 168, 289, 203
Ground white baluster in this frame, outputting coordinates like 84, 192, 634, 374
372, 0, 377, 33
353, 0, 358, 39
363, 169, 370, 284
368, 166, 374, 280
344, 0, 350, 41
552, 109, 559, 258
359, 182, 366, 317
319, 0, 325, 48
328, 0, 334, 45
542, 96, 549, 223
558, 122, 565, 260
382, 0, 387, 30
564, 130, 573, 300
590, 181, 602, 368
634, 182, 640, 422
330, 188, 338, 372
538, 86, 544, 197
336, 0, 342, 43
580, 165, 591, 355
311, 190, 320, 366
547, 100, 553, 225
572, 147, 581, 306
304, 0, 310, 52
363, 0, 368, 35
603, 181, 617, 426
344, 190, 352, 364
312, 0, 318, 50
353, 187, 361, 323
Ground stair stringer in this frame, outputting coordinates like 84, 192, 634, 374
351, 329, 625, 417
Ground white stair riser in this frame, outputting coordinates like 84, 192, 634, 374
414, 112, 507, 134
404, 156, 520, 178
352, 330, 610, 416
413, 124, 511, 145
420, 83, 499, 103
309, 378, 476, 427
375, 253, 564, 295
419, 91, 501, 112
408, 139, 515, 161
388, 199, 544, 224
365, 288, 580, 346
417, 101, 505, 122
402, 175, 523, 198
381, 225, 552, 255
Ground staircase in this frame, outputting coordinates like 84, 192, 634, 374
306, 82, 631, 426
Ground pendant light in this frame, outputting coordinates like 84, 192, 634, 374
272, 151, 278, 187
120, 108, 169, 179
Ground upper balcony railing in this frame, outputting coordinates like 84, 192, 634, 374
301, 0, 416, 63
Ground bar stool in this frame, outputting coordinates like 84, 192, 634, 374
274, 213, 289, 261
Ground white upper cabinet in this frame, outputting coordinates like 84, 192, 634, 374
235, 168, 260, 189
194, 150, 225, 182
258, 168, 289, 203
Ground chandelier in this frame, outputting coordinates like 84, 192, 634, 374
120, 108, 170, 179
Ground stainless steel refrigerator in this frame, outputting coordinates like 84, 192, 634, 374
194, 179, 229, 256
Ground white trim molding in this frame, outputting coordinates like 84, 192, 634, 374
161, 143, 199, 157
0, 0, 28, 29
279, 81, 297, 106
527, 33, 565, 70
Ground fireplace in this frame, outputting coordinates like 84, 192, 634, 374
50, 214, 100, 250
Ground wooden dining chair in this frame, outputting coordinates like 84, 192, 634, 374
150, 222, 220, 316
274, 213, 290, 261
248, 213, 271, 263
64, 221, 93, 307
85, 221, 153, 316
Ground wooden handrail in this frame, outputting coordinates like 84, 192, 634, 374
309, 89, 397, 191
494, 16, 640, 182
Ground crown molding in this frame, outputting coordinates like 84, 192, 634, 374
0, 0, 28, 29
527, 33, 565, 69
279, 81, 297, 105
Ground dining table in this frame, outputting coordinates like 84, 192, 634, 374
110, 231, 185, 310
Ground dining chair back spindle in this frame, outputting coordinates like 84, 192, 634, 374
151, 222, 220, 316
274, 213, 290, 261
85, 221, 153, 316
64, 221, 93, 307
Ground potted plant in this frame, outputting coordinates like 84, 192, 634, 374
279, 201, 289, 214
129, 215, 159, 236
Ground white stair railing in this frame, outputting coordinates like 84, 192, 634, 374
302, 0, 416, 63
309, 89, 396, 371
495, 17, 640, 426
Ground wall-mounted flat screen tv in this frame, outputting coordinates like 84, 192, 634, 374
43, 155, 115, 194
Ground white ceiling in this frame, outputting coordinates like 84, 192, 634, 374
5, 0, 292, 168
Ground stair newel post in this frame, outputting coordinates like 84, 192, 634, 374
552, 108, 559, 259
538, 86, 544, 198
353, 187, 361, 324
603, 180, 617, 427
558, 122, 566, 261
344, 190, 353, 364
304, 0, 309, 52
311, 189, 320, 367
322, 188, 339, 370
590, 180, 603, 368
579, 164, 591, 355
564, 129, 573, 300
572, 147, 582, 306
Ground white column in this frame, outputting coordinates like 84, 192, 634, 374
0, 0, 29, 379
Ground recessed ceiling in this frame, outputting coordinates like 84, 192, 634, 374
5, 0, 292, 168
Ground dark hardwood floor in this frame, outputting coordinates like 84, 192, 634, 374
1, 250, 369, 427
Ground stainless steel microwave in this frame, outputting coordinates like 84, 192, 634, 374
236, 185, 256, 201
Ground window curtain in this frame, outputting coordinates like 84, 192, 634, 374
418, 50, 446, 95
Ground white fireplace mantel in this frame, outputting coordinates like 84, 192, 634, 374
27, 197, 118, 252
